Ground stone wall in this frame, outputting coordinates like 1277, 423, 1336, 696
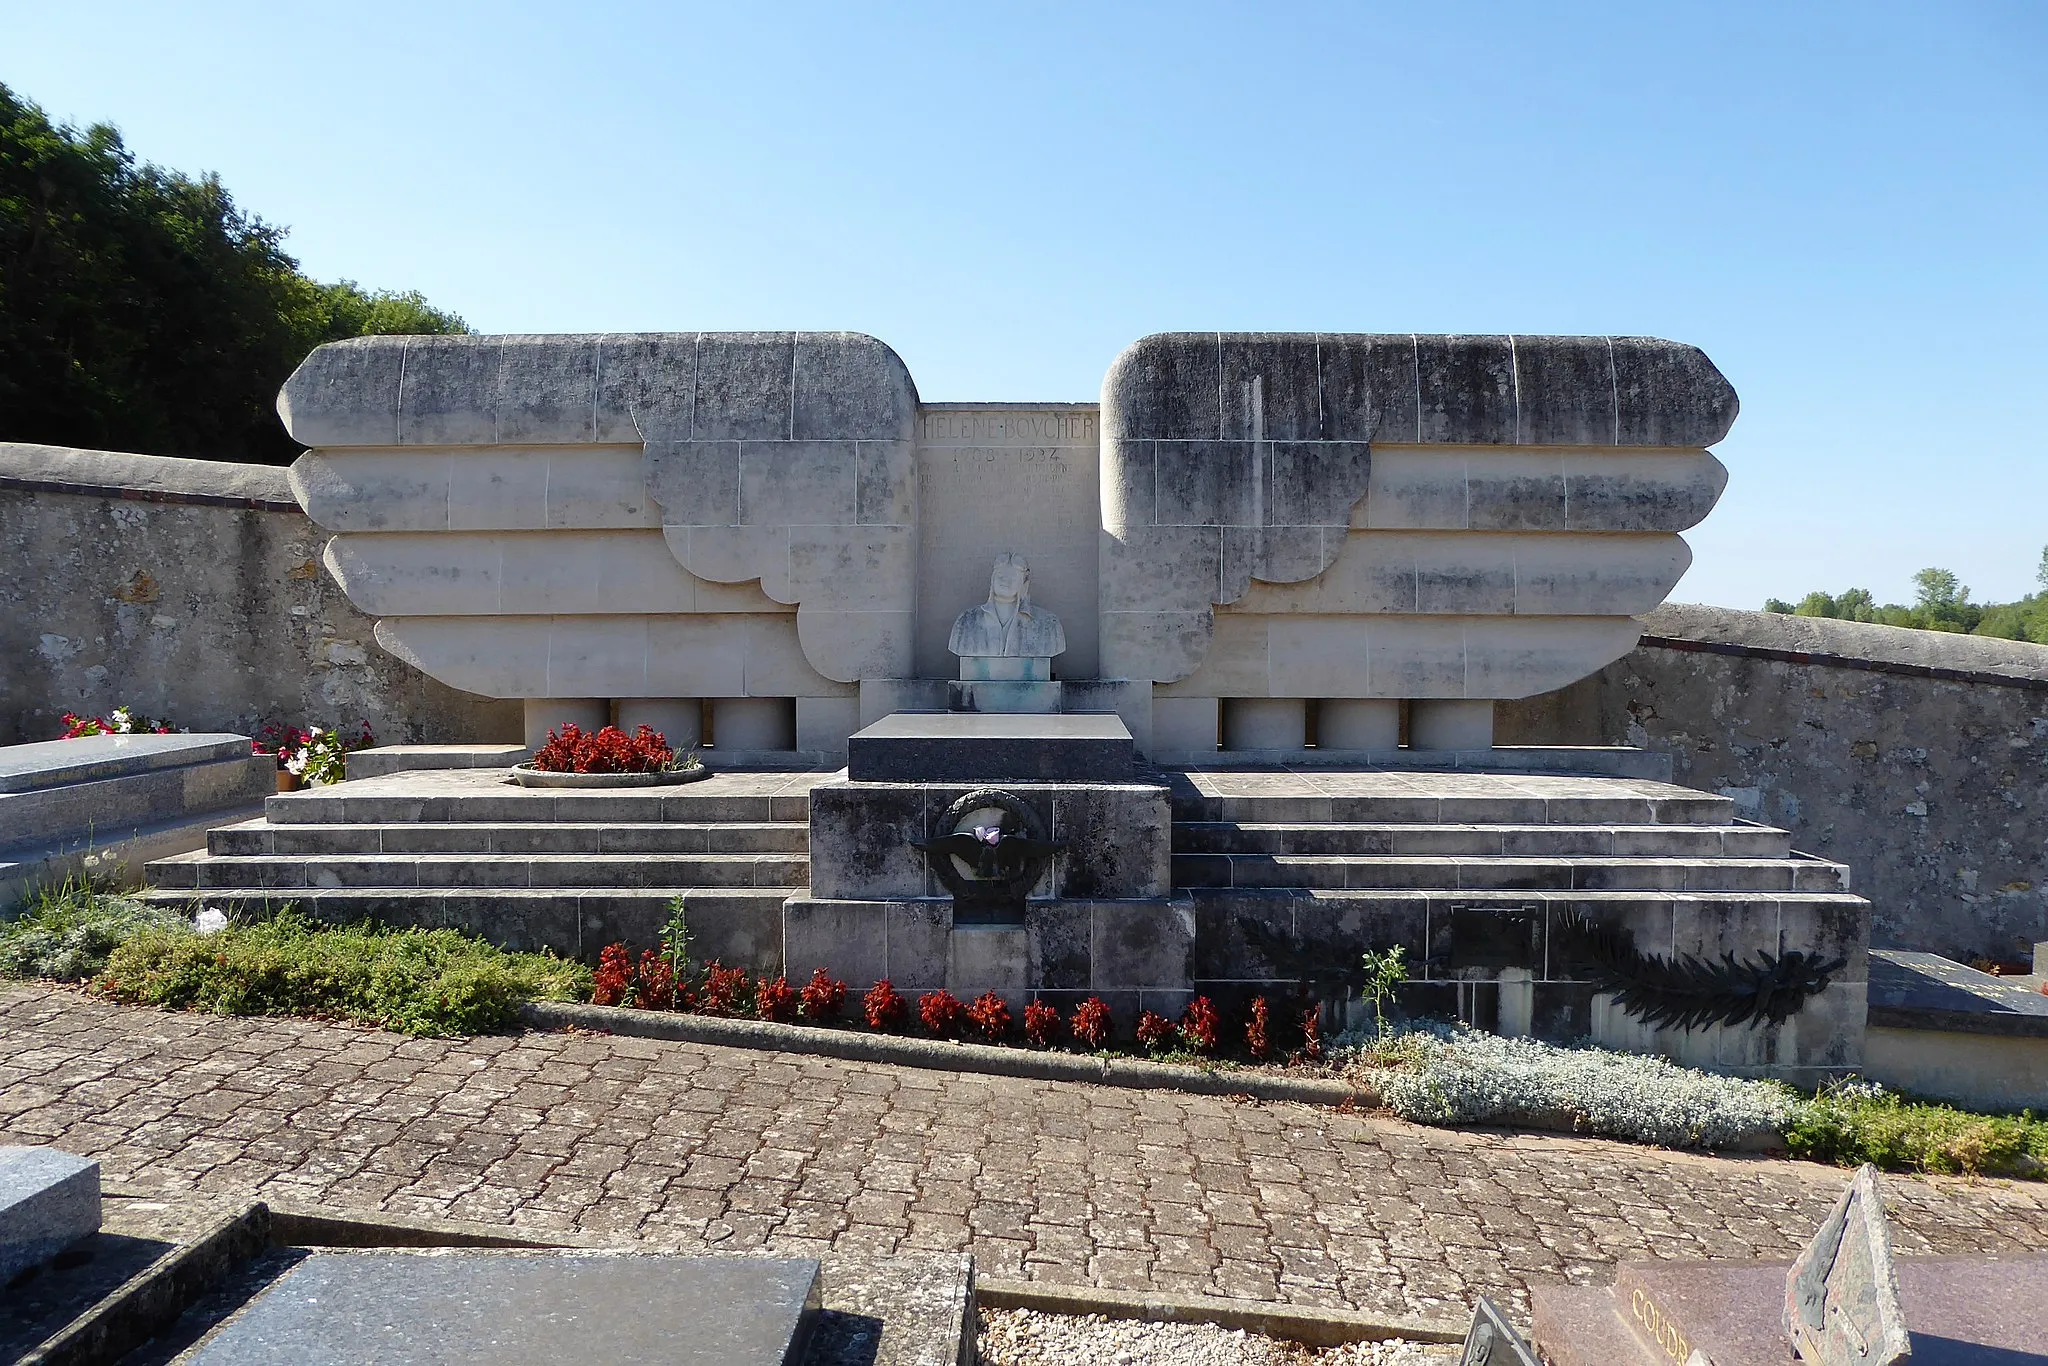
1499, 603, 2048, 962
0, 443, 519, 747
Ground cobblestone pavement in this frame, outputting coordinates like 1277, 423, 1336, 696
6, 985, 2047, 1324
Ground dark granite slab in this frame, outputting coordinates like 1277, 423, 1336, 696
179, 1250, 821, 1365
1869, 949, 2048, 1038
1534, 1254, 2048, 1366
848, 713, 1133, 782
0, 1145, 101, 1284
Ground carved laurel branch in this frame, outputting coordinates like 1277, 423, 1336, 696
1554, 911, 1845, 1032
1233, 911, 1846, 1032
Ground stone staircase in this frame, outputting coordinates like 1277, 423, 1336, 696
141, 770, 827, 970
1165, 768, 1870, 1073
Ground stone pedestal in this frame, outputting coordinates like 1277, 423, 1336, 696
1221, 698, 1305, 751
947, 680, 1063, 713
847, 713, 1133, 782
1409, 698, 1495, 750
712, 698, 795, 751
793, 720, 1187, 1021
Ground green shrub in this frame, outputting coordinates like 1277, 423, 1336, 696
1784, 1081, 2047, 1179
97, 907, 589, 1038
0, 881, 191, 981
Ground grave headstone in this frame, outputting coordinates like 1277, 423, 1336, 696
0, 1146, 101, 1283
182, 1250, 822, 1365
1783, 1164, 1911, 1366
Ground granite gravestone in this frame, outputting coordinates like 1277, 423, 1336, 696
0, 1146, 100, 1284
1784, 1164, 1911, 1366
180, 1250, 821, 1366
1533, 1162, 2048, 1365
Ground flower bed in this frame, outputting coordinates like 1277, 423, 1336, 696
514, 723, 706, 786
60, 706, 173, 737
589, 926, 1324, 1065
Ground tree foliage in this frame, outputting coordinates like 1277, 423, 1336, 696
0, 82, 466, 465
1765, 551, 2048, 643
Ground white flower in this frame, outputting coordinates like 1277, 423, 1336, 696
194, 908, 229, 935
286, 753, 309, 775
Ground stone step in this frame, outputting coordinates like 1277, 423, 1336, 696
148, 852, 809, 892
264, 788, 813, 826
1172, 821, 1793, 858
1166, 789, 1736, 827
207, 819, 809, 856
1172, 852, 1848, 893
132, 886, 794, 966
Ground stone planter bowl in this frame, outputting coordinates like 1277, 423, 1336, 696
510, 763, 710, 788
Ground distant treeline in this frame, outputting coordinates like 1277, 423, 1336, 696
0, 82, 467, 466
1765, 555, 2048, 644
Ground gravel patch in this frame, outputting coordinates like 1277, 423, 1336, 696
976, 1308, 1461, 1365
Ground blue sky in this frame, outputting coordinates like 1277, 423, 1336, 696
6, 2, 2044, 610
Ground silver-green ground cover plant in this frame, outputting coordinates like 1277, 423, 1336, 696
1346, 1024, 1795, 1149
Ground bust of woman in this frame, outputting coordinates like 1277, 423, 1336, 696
949, 554, 1066, 666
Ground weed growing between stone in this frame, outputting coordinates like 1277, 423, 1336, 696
0, 880, 187, 981
1785, 1078, 2047, 1178
96, 908, 590, 1036
3, 894, 588, 1037
1338, 1025, 2048, 1172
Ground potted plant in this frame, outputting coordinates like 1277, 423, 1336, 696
258, 721, 375, 791
513, 724, 707, 788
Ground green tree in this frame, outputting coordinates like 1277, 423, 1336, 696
0, 82, 466, 465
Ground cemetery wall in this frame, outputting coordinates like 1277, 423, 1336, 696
0, 443, 520, 747
1499, 603, 2048, 962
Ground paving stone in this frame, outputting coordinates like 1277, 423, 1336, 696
5, 985, 2048, 1321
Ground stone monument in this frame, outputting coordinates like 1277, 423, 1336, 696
241, 325, 1882, 1070
278, 330, 1733, 760
947, 553, 1067, 713
1533, 1163, 2045, 1364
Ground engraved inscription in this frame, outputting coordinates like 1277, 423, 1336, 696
919, 408, 1098, 445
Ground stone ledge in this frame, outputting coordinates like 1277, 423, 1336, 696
0, 442, 298, 511
1641, 603, 2048, 689
517, 1000, 1371, 1107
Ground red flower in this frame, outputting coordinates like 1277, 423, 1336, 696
1246, 996, 1273, 1060
862, 979, 908, 1031
1297, 1001, 1324, 1063
755, 976, 798, 1023
1022, 999, 1064, 1049
633, 950, 675, 1011
799, 968, 847, 1022
531, 723, 677, 774
592, 943, 633, 1008
1071, 997, 1112, 1050
1135, 1010, 1176, 1053
965, 992, 1011, 1043
699, 961, 752, 1016
918, 989, 964, 1038
1179, 996, 1221, 1055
